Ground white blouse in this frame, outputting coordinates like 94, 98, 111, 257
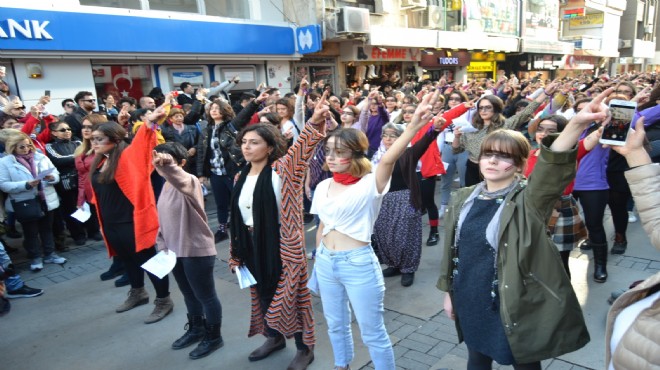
238, 170, 282, 226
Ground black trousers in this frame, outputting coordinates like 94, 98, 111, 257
573, 190, 608, 245
21, 210, 55, 259
420, 175, 439, 221
172, 256, 222, 325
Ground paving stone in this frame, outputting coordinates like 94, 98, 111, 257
383, 309, 401, 322
645, 268, 660, 275
427, 340, 456, 358
386, 319, 405, 334
397, 338, 433, 353
631, 261, 649, 271
407, 332, 441, 347
428, 329, 459, 343
403, 349, 439, 366
67, 266, 89, 276
545, 359, 575, 370
48, 275, 68, 283
395, 356, 431, 370
395, 314, 426, 327
24, 276, 56, 287
391, 323, 418, 339
626, 256, 651, 263
392, 344, 409, 359
416, 320, 443, 335
649, 261, 660, 269
616, 259, 634, 268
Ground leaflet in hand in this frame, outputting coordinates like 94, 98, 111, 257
71, 202, 92, 222
235, 265, 257, 289
141, 250, 177, 279
36, 167, 55, 180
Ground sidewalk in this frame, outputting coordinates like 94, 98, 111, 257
3, 189, 659, 369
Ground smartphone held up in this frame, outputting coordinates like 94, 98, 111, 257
600, 99, 636, 146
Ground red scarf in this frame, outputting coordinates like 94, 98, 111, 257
333, 172, 361, 185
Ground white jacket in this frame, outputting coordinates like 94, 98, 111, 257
0, 153, 60, 211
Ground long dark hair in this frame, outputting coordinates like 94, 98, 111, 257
90, 122, 129, 183
473, 95, 505, 130
237, 124, 287, 163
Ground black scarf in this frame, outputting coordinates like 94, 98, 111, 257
229, 162, 282, 298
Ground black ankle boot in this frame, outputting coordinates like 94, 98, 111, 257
172, 314, 205, 350
426, 226, 439, 246
189, 323, 223, 359
592, 242, 608, 283
100, 257, 125, 281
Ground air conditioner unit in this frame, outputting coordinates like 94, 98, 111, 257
401, 0, 427, 10
420, 5, 443, 29
645, 25, 654, 34
336, 7, 371, 34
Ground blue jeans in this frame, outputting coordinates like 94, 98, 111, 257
440, 144, 468, 205
209, 173, 233, 226
0, 240, 23, 292
311, 243, 395, 369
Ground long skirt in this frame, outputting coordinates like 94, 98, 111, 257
372, 189, 422, 274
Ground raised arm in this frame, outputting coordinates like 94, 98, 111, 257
231, 91, 269, 130
375, 91, 439, 193
152, 151, 199, 198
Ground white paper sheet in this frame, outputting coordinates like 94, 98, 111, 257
141, 250, 177, 279
36, 167, 55, 180
71, 202, 92, 222
235, 265, 257, 289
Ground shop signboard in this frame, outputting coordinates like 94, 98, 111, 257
467, 61, 495, 73
342, 46, 421, 62
569, 13, 604, 29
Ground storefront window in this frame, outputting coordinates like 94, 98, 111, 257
464, 0, 519, 36
80, 0, 141, 10
205, 0, 249, 19
149, 0, 198, 13
92, 65, 155, 103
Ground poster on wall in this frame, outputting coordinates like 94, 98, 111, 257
171, 71, 204, 86
464, 0, 519, 36
309, 66, 334, 86
93, 65, 152, 100
525, 0, 559, 40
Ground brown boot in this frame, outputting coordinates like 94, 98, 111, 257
144, 296, 173, 324
116, 287, 149, 313
287, 347, 314, 370
248, 334, 286, 361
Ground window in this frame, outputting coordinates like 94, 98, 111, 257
205, 0, 249, 19
92, 65, 155, 103
80, 0, 141, 10
149, 0, 198, 13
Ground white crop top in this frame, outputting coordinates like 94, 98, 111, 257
238, 170, 282, 226
310, 173, 390, 243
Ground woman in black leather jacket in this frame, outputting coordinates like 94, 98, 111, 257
197, 91, 268, 242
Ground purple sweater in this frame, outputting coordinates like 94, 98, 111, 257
365, 105, 390, 151
573, 127, 610, 191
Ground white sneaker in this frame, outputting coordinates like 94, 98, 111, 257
628, 211, 637, 223
30, 258, 43, 271
43, 253, 67, 264
439, 205, 447, 218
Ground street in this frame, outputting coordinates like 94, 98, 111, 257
3, 187, 659, 370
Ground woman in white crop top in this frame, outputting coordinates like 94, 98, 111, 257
309, 91, 442, 370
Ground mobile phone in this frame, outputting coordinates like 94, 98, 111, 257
45, 90, 50, 97
600, 99, 636, 146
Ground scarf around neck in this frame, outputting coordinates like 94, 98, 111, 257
15, 152, 45, 201
333, 172, 361, 185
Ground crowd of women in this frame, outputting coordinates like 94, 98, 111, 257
0, 70, 659, 369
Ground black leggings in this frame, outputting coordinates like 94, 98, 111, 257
572, 190, 608, 245
420, 176, 439, 221
468, 349, 541, 370
105, 222, 169, 298
608, 190, 631, 238
465, 160, 481, 187
172, 256, 222, 325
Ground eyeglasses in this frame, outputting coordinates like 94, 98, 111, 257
65, 104, 75, 108
403, 110, 415, 114
82, 125, 94, 130
479, 151, 514, 164
381, 134, 400, 139
17, 144, 33, 150
478, 105, 494, 112
448, 97, 462, 102
91, 137, 110, 143
341, 111, 354, 116
81, 99, 96, 103
55, 128, 72, 132
13, 106, 26, 110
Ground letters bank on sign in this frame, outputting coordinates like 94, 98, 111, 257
0, 19, 53, 39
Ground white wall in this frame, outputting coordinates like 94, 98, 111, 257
265, 61, 292, 94
12, 59, 95, 115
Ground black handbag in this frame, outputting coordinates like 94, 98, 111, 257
11, 197, 45, 223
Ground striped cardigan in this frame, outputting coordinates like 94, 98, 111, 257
230, 123, 324, 346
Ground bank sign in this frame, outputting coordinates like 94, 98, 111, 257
0, 7, 303, 55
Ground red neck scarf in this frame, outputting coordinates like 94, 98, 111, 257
333, 172, 361, 185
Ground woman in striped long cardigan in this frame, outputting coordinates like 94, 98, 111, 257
228, 103, 329, 370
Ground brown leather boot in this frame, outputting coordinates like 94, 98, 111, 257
116, 287, 149, 313
248, 334, 286, 361
287, 347, 314, 370
144, 296, 174, 324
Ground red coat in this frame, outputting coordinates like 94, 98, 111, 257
75, 151, 95, 207
22, 114, 56, 153
91, 125, 159, 256
411, 104, 468, 178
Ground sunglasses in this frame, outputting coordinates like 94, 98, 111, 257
17, 144, 33, 150
65, 104, 76, 108
478, 105, 494, 111
55, 128, 72, 132
81, 99, 96, 103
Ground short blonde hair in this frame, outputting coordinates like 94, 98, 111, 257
5, 132, 34, 154
322, 128, 371, 177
